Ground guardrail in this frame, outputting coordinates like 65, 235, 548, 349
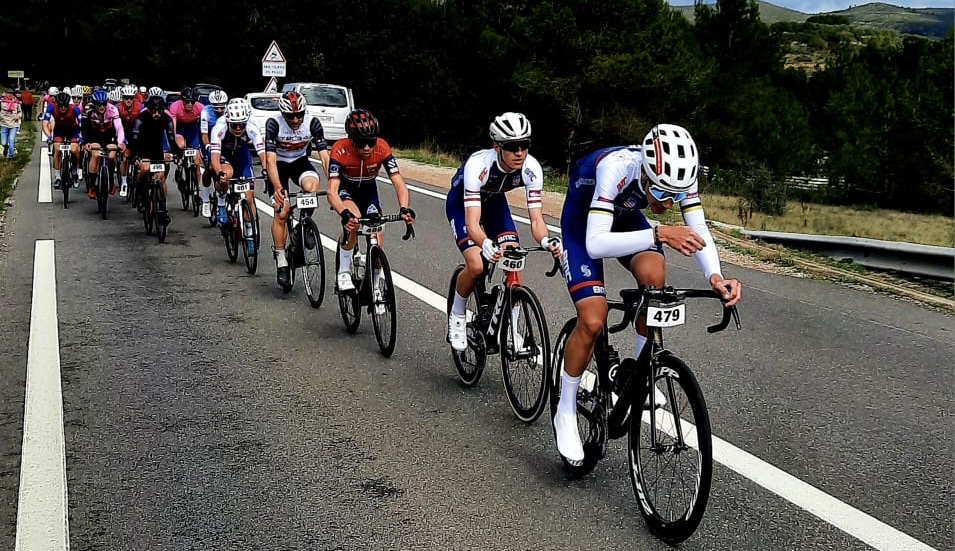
711, 222, 954, 280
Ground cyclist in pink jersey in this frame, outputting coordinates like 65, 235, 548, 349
167, 87, 204, 188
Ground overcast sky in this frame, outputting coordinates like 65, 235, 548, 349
666, 0, 954, 15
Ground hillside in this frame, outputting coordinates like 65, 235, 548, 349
672, 1, 953, 38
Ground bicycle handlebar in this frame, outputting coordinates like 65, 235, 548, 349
340, 214, 415, 245
500, 246, 561, 278
607, 286, 742, 334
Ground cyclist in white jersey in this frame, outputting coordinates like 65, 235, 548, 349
264, 90, 331, 290
199, 89, 229, 218
445, 112, 561, 351
552, 123, 742, 464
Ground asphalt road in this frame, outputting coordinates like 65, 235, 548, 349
0, 135, 952, 550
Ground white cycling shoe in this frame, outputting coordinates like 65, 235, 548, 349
448, 313, 467, 352
200, 201, 211, 218
337, 271, 355, 292
553, 411, 585, 464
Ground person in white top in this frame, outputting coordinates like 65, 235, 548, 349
444, 112, 561, 351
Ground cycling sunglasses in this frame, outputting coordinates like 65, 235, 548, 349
499, 140, 531, 153
283, 111, 305, 121
648, 185, 687, 203
228, 122, 247, 131
353, 137, 377, 149
121, 95, 135, 100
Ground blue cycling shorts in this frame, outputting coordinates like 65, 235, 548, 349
339, 180, 382, 217
446, 184, 519, 252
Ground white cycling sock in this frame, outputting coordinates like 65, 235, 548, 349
217, 196, 226, 207
121, 175, 127, 185
339, 247, 353, 273
200, 184, 211, 202
275, 248, 288, 268
558, 370, 581, 415
512, 305, 521, 329
634, 333, 647, 359
451, 292, 468, 317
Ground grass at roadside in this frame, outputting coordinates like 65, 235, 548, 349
394, 146, 954, 247
0, 121, 35, 215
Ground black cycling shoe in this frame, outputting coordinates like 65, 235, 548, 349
277, 266, 292, 293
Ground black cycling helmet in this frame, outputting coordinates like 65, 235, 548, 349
54, 92, 71, 106
145, 95, 166, 112
180, 87, 197, 102
345, 109, 380, 139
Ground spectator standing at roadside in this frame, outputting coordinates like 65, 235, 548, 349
20, 88, 35, 120
1, 88, 23, 160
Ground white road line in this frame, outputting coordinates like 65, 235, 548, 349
257, 189, 937, 551
39, 151, 51, 203
16, 240, 70, 551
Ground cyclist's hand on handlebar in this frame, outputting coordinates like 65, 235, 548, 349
540, 236, 562, 259
709, 274, 742, 307
340, 209, 359, 232
481, 238, 502, 262
399, 206, 416, 225
272, 188, 286, 210
658, 225, 706, 257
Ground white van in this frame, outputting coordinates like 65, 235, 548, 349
280, 82, 355, 141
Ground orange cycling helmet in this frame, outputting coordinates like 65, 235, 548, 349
345, 109, 380, 139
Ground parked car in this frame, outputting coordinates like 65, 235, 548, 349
244, 92, 282, 132
280, 82, 354, 140
163, 91, 180, 106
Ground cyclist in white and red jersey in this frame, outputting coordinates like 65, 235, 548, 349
445, 112, 561, 352
264, 90, 330, 290
80, 89, 126, 199
551, 124, 742, 464
167, 86, 204, 192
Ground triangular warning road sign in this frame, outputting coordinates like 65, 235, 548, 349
264, 77, 278, 93
262, 40, 286, 63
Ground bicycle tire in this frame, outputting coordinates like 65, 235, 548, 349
300, 217, 325, 307
61, 157, 70, 209
628, 352, 712, 544
156, 183, 168, 244
550, 317, 606, 478
335, 241, 361, 334
97, 161, 110, 219
190, 172, 201, 216
240, 200, 258, 274
447, 265, 487, 387
224, 207, 239, 263
369, 246, 398, 357
143, 183, 154, 235
500, 285, 551, 423
180, 173, 190, 211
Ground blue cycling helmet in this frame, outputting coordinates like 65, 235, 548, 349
91, 89, 109, 105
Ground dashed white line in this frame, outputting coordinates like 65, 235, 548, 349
38, 150, 51, 203
16, 240, 70, 551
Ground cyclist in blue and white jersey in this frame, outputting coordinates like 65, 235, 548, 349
209, 98, 268, 254
198, 89, 228, 218
445, 112, 561, 351
552, 123, 742, 465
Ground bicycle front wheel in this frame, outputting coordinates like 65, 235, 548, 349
156, 184, 168, 244
61, 160, 71, 209
224, 208, 238, 263
500, 285, 550, 423
369, 246, 397, 357
97, 162, 110, 219
300, 218, 325, 307
190, 172, 201, 217
240, 200, 259, 274
629, 353, 712, 544
447, 265, 486, 386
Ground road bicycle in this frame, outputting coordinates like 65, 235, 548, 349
141, 159, 173, 243
173, 148, 201, 216
90, 145, 120, 220
550, 285, 741, 543
335, 214, 415, 357
446, 247, 559, 423
281, 190, 328, 307
52, 141, 78, 209
217, 177, 261, 274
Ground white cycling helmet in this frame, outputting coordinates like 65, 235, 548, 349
641, 124, 699, 193
489, 112, 531, 142
48, 86, 59, 95
139, 85, 147, 93
225, 98, 251, 123
121, 85, 137, 97
148, 86, 163, 97
72, 85, 84, 97
108, 88, 122, 103
62, 87, 73, 97
208, 89, 228, 107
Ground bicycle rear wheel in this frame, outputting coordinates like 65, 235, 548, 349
300, 217, 325, 307
240, 200, 259, 274
97, 162, 110, 219
369, 246, 397, 357
500, 285, 550, 423
629, 353, 712, 544
446, 265, 487, 387
550, 317, 606, 477
335, 241, 361, 334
